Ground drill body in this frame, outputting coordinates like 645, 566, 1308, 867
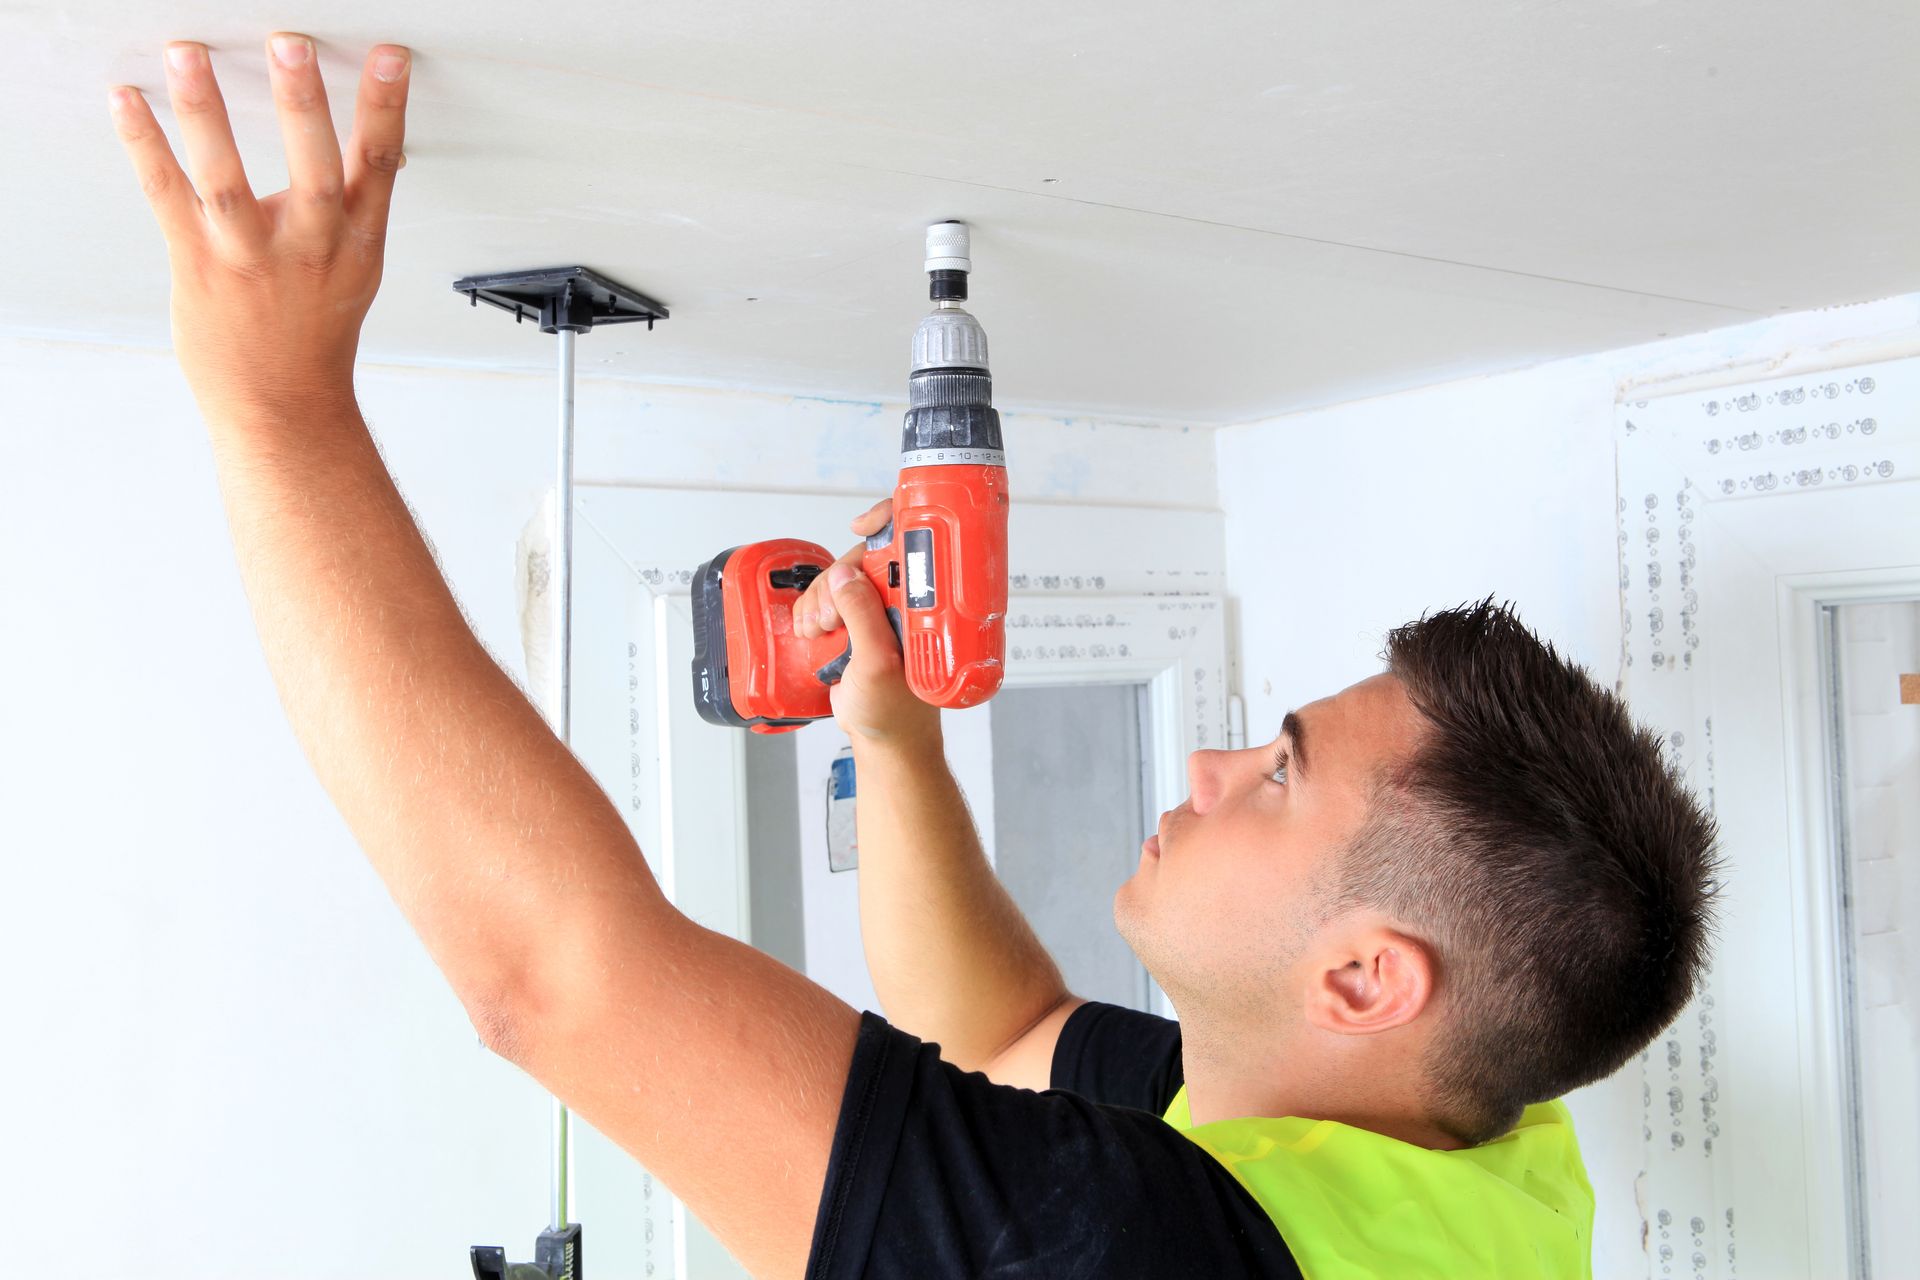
692, 223, 1008, 733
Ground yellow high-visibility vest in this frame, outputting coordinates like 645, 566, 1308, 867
1162, 1088, 1594, 1279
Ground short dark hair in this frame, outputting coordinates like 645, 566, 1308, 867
1331, 597, 1720, 1145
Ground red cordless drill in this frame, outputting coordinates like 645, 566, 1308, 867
691, 222, 1008, 733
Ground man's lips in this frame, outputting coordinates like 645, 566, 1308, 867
1144, 807, 1176, 859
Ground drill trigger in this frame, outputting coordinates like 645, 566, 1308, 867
815, 642, 853, 686
813, 607, 907, 688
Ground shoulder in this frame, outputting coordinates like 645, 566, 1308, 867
810, 1012, 1300, 1279
1050, 1000, 1185, 1115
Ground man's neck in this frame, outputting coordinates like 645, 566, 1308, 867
1177, 1015, 1465, 1151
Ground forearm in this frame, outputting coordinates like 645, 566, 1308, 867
204, 400, 668, 1006
851, 727, 1071, 1070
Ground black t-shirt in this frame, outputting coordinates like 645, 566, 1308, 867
804, 1002, 1301, 1279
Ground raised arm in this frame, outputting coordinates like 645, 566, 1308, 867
796, 524, 1083, 1086
110, 39, 854, 1279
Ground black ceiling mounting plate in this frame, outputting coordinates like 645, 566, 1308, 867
452, 266, 670, 335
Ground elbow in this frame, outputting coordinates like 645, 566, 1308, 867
462, 977, 542, 1067
458, 895, 680, 1070
458, 939, 628, 1072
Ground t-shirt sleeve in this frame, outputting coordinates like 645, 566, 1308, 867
806, 1012, 1299, 1280
1049, 999, 1186, 1114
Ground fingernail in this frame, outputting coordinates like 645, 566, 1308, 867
372, 51, 408, 82
108, 86, 135, 111
827, 563, 857, 590
166, 43, 204, 74
270, 34, 312, 68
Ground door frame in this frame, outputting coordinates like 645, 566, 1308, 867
1779, 568, 1920, 1278
1616, 352, 1920, 1279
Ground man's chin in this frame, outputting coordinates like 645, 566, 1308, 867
1112, 880, 1149, 954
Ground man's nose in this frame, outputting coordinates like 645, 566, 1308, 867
1186, 749, 1231, 814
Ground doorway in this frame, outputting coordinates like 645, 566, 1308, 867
989, 683, 1156, 1012
742, 680, 1161, 1017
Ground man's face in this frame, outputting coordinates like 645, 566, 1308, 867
1114, 672, 1427, 1011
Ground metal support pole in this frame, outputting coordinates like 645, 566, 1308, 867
549, 325, 577, 1234
553, 326, 577, 747
453, 266, 666, 1278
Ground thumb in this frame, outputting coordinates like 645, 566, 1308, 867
827, 562, 896, 658
851, 496, 894, 537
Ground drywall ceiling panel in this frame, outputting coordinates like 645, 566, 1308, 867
5, 0, 1914, 422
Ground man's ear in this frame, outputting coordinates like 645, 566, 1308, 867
1304, 926, 1435, 1036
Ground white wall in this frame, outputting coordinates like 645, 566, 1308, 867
1216, 293, 1920, 1278
0, 338, 550, 1274
0, 333, 1214, 1277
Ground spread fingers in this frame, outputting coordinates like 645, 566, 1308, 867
345, 46, 411, 235
265, 33, 345, 227
108, 86, 201, 245
161, 43, 265, 245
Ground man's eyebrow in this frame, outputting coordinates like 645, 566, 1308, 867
1280, 709, 1310, 782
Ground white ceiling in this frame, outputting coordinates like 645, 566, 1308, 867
9, 1, 1917, 423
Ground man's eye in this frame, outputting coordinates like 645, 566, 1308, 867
1269, 747, 1290, 786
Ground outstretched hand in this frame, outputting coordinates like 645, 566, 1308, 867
109, 36, 411, 420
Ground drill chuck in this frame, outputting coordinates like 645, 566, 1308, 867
906, 221, 1000, 460
911, 306, 989, 373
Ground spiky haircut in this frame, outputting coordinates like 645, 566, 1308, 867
1330, 598, 1720, 1145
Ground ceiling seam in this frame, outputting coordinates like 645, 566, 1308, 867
0, 327, 1225, 428
834, 162, 1765, 314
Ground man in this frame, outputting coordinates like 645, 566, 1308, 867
110, 38, 1718, 1278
